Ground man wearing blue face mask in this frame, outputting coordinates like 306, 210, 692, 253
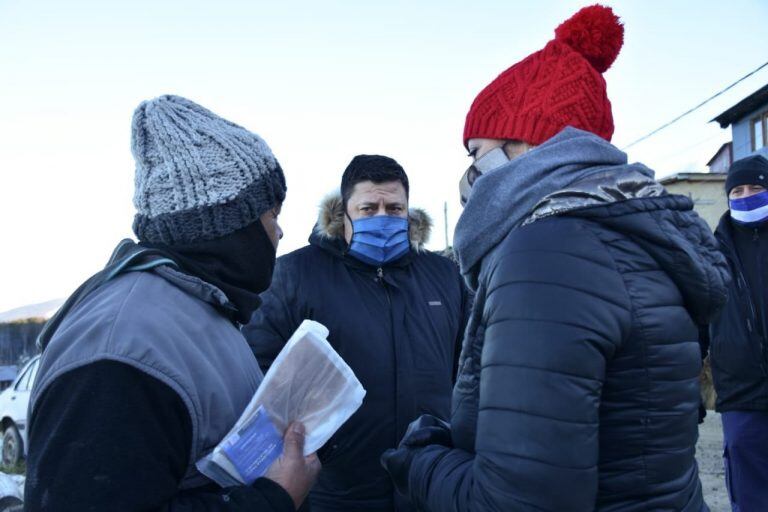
243, 154, 469, 512
710, 154, 768, 512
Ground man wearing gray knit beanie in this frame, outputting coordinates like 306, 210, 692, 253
24, 95, 319, 511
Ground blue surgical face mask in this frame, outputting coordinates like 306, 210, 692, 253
730, 190, 768, 227
347, 215, 410, 267
459, 141, 534, 207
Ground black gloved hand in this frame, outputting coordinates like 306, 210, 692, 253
382, 415, 452, 498
399, 414, 452, 449
381, 446, 417, 496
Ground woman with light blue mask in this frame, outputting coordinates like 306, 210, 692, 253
709, 154, 768, 512
382, 5, 729, 512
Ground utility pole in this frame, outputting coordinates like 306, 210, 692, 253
443, 201, 449, 249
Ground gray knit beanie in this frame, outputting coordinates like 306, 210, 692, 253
131, 95, 286, 245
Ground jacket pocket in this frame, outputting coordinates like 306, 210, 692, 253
711, 301, 765, 379
410, 301, 455, 372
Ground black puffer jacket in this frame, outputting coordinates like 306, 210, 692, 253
404, 194, 729, 511
710, 212, 768, 412
243, 196, 469, 512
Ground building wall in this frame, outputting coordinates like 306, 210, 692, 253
664, 181, 728, 230
732, 103, 768, 161
708, 146, 731, 173
732, 117, 752, 160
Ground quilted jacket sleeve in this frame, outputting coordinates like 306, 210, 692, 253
406, 220, 633, 511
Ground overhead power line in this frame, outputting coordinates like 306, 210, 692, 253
622, 60, 768, 150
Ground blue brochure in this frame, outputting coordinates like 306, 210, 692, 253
220, 405, 284, 484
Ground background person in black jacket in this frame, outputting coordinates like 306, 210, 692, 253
382, 5, 730, 511
710, 154, 768, 512
244, 155, 469, 512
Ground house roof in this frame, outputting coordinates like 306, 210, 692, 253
659, 172, 727, 185
706, 141, 732, 168
712, 84, 768, 128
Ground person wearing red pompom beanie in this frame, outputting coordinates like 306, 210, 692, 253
382, 5, 730, 511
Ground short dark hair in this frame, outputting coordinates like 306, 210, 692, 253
341, 155, 409, 208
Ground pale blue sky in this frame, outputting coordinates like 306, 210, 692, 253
1, 0, 767, 312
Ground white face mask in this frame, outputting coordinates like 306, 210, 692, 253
459, 146, 511, 207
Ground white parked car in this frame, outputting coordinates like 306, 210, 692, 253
0, 356, 40, 466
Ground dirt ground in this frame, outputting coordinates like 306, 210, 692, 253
697, 411, 730, 512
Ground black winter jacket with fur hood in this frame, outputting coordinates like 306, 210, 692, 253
243, 195, 470, 512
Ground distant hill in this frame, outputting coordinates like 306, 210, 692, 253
0, 299, 64, 324
0, 299, 63, 366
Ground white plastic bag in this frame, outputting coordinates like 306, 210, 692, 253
197, 319, 366, 485
250, 319, 366, 454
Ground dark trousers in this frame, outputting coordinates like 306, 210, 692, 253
722, 411, 768, 512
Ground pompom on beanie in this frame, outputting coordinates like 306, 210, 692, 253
463, 4, 624, 147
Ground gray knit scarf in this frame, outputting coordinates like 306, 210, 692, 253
453, 127, 663, 290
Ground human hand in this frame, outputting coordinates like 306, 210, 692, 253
381, 445, 417, 496
399, 414, 452, 449
265, 422, 321, 510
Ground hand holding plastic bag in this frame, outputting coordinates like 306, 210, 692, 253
252, 320, 365, 454
198, 320, 365, 485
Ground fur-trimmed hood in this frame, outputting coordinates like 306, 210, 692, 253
313, 193, 432, 251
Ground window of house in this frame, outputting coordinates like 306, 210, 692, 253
753, 112, 767, 151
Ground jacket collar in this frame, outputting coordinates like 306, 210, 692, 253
154, 266, 238, 316
525, 168, 664, 225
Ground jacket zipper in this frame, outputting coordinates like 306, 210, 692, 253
718, 233, 760, 334
377, 267, 391, 306
753, 229, 768, 368
377, 267, 399, 453
747, 228, 767, 337
719, 228, 768, 374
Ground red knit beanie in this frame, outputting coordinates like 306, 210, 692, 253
463, 4, 624, 148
